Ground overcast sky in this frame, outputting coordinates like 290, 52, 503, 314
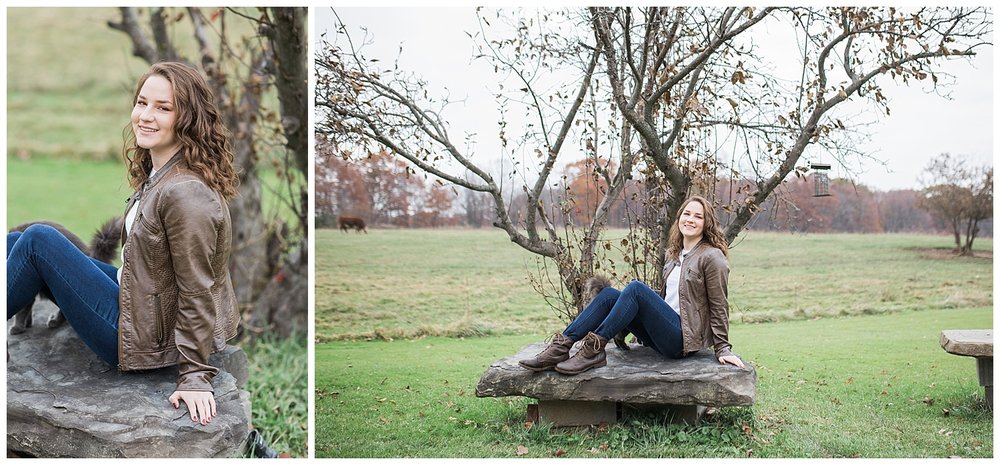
317, 7, 994, 191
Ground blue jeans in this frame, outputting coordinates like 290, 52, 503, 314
7, 224, 120, 366
563, 280, 686, 358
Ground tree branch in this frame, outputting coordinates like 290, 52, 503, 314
108, 7, 158, 63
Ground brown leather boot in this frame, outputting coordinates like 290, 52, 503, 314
555, 331, 608, 375
518, 332, 574, 371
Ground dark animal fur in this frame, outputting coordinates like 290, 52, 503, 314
581, 275, 631, 350
338, 215, 367, 233
8, 217, 123, 335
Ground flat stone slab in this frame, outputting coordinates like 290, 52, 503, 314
940, 330, 993, 357
477, 343, 756, 407
7, 301, 251, 458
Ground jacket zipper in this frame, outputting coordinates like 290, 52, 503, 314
154, 293, 167, 346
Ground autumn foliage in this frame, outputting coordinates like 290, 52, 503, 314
319, 149, 980, 236
317, 149, 467, 228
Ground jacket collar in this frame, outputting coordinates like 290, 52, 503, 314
669, 239, 707, 265
121, 151, 186, 239
144, 151, 186, 192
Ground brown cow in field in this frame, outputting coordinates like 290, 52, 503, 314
339, 216, 367, 233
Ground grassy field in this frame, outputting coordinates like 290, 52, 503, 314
6, 157, 299, 240
6, 7, 269, 161
315, 228, 993, 458
316, 228, 993, 339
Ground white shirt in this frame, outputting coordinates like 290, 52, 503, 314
663, 249, 691, 314
117, 168, 156, 283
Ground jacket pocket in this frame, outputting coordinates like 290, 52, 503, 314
153, 293, 166, 347
137, 212, 160, 235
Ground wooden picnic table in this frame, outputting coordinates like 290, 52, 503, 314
940, 329, 993, 411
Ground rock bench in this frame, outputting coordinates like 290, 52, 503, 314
7, 301, 252, 458
476, 342, 756, 426
940, 329, 993, 411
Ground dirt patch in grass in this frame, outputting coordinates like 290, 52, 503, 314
910, 247, 993, 261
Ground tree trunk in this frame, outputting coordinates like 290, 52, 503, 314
227, 55, 272, 316
247, 242, 308, 337
245, 7, 310, 339
952, 217, 963, 254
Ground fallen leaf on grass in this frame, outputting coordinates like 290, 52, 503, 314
845, 377, 854, 385
942, 408, 950, 416
922, 397, 934, 406
552, 449, 566, 457
516, 445, 529, 456
523, 421, 533, 430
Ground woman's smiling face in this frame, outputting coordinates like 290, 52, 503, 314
131, 74, 181, 160
679, 199, 705, 242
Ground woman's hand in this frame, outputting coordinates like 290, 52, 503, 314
718, 354, 746, 369
169, 390, 217, 425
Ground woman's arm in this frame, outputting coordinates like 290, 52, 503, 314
703, 249, 740, 365
160, 180, 224, 418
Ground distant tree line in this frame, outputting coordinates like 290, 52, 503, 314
317, 148, 991, 237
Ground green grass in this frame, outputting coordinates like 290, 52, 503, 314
314, 228, 992, 457
5, 158, 132, 237
6, 7, 274, 161
6, 157, 299, 237
315, 229, 551, 341
7, 8, 151, 160
315, 307, 992, 458
243, 334, 309, 457
316, 229, 992, 339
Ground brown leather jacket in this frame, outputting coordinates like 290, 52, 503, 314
660, 241, 734, 359
118, 153, 239, 392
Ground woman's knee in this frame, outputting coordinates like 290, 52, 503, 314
623, 279, 647, 295
7, 231, 24, 251
596, 286, 620, 300
19, 224, 65, 246
10, 225, 64, 257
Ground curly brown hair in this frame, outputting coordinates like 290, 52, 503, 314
666, 195, 729, 261
123, 61, 239, 199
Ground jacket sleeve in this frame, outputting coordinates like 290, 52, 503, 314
703, 249, 734, 359
160, 180, 222, 392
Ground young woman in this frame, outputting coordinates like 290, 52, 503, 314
7, 61, 240, 425
519, 195, 746, 375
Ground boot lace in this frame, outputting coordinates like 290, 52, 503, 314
533, 333, 570, 356
579, 333, 604, 356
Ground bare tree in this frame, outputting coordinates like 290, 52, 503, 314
919, 153, 993, 255
316, 7, 991, 315
110, 7, 308, 337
